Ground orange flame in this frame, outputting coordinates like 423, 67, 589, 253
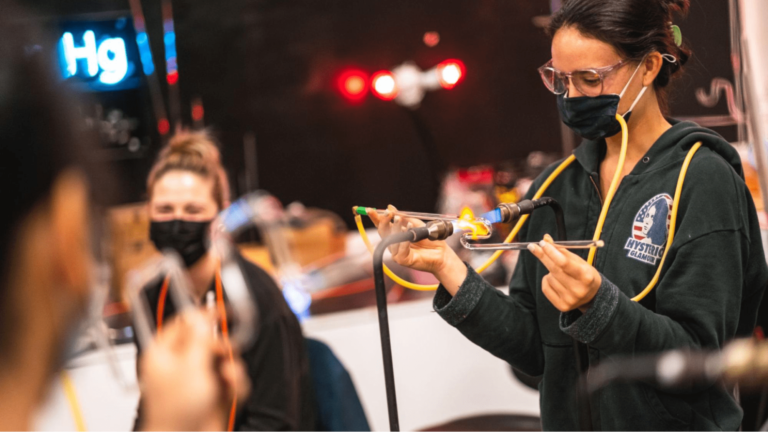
456, 207, 489, 239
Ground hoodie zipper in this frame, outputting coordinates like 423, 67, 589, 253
589, 172, 603, 204
582, 174, 601, 430
587, 172, 605, 271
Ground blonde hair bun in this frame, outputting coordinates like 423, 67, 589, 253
147, 130, 231, 208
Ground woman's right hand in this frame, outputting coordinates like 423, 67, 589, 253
368, 205, 468, 294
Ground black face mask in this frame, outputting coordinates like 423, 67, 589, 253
556, 59, 647, 141
149, 219, 211, 267
557, 93, 632, 141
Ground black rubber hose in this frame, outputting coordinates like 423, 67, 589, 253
532, 197, 567, 241
531, 198, 591, 428
372, 229, 425, 431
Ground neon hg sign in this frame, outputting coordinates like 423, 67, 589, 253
60, 30, 129, 85
58, 18, 147, 91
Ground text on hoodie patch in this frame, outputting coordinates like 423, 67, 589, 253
624, 193, 673, 265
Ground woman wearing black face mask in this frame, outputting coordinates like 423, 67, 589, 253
369, 0, 768, 430
133, 131, 315, 431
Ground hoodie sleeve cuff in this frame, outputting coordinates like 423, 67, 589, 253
559, 273, 620, 344
433, 263, 486, 327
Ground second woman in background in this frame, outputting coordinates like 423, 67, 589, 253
132, 131, 315, 431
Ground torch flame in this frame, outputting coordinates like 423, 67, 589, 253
456, 207, 490, 239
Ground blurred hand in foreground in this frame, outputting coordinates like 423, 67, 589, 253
140, 310, 249, 431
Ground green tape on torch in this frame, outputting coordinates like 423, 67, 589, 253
355, 206, 374, 216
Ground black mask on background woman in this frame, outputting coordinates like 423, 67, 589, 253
149, 219, 211, 267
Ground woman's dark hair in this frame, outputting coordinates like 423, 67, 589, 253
0, 3, 98, 356
548, 0, 691, 109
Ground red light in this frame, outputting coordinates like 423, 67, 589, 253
192, 105, 204, 121
423, 31, 440, 47
371, 71, 398, 101
337, 69, 369, 102
345, 76, 366, 96
158, 118, 170, 135
437, 59, 465, 89
166, 71, 178, 85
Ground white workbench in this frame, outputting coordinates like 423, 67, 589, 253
34, 297, 540, 431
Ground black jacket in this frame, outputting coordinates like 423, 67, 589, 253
434, 121, 768, 430
133, 253, 315, 431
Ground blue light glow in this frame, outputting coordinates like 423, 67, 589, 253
163, 30, 177, 73
282, 281, 312, 322
136, 32, 155, 76
163, 31, 176, 46
219, 199, 253, 234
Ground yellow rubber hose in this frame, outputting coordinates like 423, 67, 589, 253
631, 142, 701, 302
61, 371, 87, 432
356, 113, 698, 301
355, 154, 577, 291
586, 114, 629, 266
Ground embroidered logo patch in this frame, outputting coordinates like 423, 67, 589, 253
624, 193, 672, 265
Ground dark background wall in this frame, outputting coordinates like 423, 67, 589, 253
24, 0, 737, 227
169, 0, 561, 226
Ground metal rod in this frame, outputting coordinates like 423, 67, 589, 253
161, 0, 181, 130
360, 208, 460, 221
244, 132, 258, 191
127, 0, 170, 138
741, 45, 768, 213
729, 0, 748, 143
355, 206, 493, 239
738, 0, 768, 214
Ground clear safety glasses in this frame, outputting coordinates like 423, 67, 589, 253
538, 59, 632, 97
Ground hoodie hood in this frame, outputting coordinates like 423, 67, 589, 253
573, 119, 743, 179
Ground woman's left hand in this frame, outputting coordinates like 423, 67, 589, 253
528, 234, 602, 313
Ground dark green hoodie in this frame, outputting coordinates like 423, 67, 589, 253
434, 120, 768, 430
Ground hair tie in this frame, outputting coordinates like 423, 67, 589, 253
661, 53, 678, 63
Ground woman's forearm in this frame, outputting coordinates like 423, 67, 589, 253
433, 250, 469, 296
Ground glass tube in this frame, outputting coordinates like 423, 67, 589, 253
460, 237, 604, 251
